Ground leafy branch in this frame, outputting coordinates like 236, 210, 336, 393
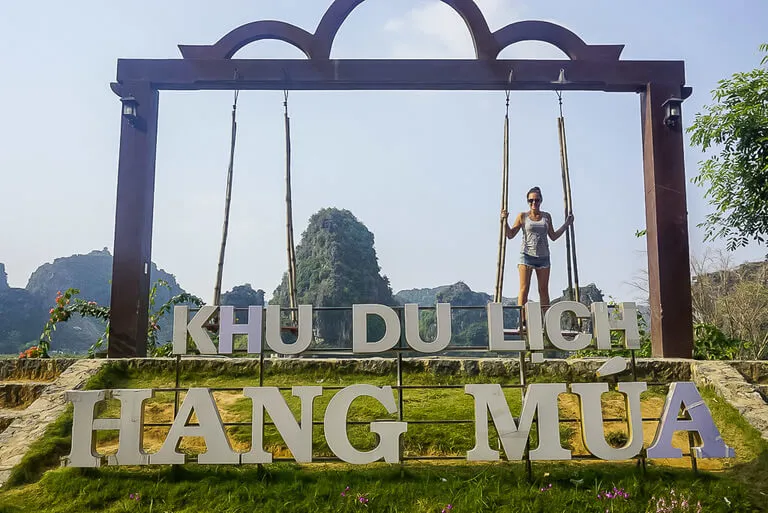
38, 281, 203, 358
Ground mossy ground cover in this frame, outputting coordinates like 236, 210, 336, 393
1, 361, 766, 512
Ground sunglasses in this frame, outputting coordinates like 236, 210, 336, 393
527, 198, 542, 204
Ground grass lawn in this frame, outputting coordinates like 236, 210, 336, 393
0, 361, 766, 512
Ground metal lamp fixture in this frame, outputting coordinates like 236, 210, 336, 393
120, 96, 138, 124
662, 97, 682, 129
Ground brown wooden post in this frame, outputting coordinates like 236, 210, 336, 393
641, 83, 694, 358
108, 81, 159, 357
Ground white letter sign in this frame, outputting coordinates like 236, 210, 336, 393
173, 305, 218, 355
352, 304, 400, 353
324, 385, 407, 464
242, 386, 322, 463
465, 383, 570, 461
570, 382, 646, 460
151, 388, 239, 465
647, 382, 735, 459
218, 306, 263, 354
405, 303, 451, 353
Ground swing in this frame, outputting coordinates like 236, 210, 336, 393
495, 69, 581, 334
555, 69, 580, 305
211, 82, 299, 336
283, 90, 299, 332
213, 80, 240, 306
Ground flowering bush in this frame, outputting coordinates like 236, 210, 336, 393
18, 346, 43, 359
37, 282, 202, 357
37, 289, 93, 357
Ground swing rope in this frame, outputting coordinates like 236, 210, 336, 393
494, 78, 512, 304
284, 90, 299, 323
213, 76, 240, 306
555, 88, 580, 304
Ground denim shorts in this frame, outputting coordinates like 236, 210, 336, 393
519, 252, 551, 269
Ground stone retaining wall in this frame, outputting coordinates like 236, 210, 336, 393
106, 356, 692, 382
0, 360, 104, 487
0, 383, 48, 409
692, 361, 768, 442
729, 361, 768, 384
0, 359, 77, 382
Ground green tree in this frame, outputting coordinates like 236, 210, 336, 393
688, 44, 768, 250
272, 208, 394, 346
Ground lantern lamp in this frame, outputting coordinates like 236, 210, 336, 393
120, 96, 138, 124
662, 97, 682, 130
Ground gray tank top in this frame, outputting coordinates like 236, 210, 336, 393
521, 213, 549, 258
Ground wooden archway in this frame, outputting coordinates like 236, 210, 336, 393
108, 0, 693, 358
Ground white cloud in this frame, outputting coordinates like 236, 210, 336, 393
383, 18, 405, 32
383, 0, 525, 58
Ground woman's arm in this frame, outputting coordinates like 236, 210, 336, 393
547, 212, 574, 241
502, 210, 524, 239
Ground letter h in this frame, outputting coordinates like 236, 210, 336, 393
218, 306, 263, 354
64, 389, 153, 467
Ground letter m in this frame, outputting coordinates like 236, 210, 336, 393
465, 384, 570, 461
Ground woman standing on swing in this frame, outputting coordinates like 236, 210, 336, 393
502, 186, 573, 309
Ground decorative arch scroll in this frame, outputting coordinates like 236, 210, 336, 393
179, 20, 316, 59
178, 0, 624, 61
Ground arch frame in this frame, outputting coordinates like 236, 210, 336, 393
108, 0, 692, 359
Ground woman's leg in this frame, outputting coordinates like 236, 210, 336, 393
535, 267, 551, 309
518, 264, 533, 329
518, 264, 532, 306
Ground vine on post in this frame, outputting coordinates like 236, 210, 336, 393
36, 281, 203, 358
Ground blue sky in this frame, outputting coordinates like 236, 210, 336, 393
1, 0, 766, 304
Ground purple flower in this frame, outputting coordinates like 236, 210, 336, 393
441, 505, 453, 513
597, 488, 629, 501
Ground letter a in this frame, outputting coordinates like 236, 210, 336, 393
647, 382, 735, 459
